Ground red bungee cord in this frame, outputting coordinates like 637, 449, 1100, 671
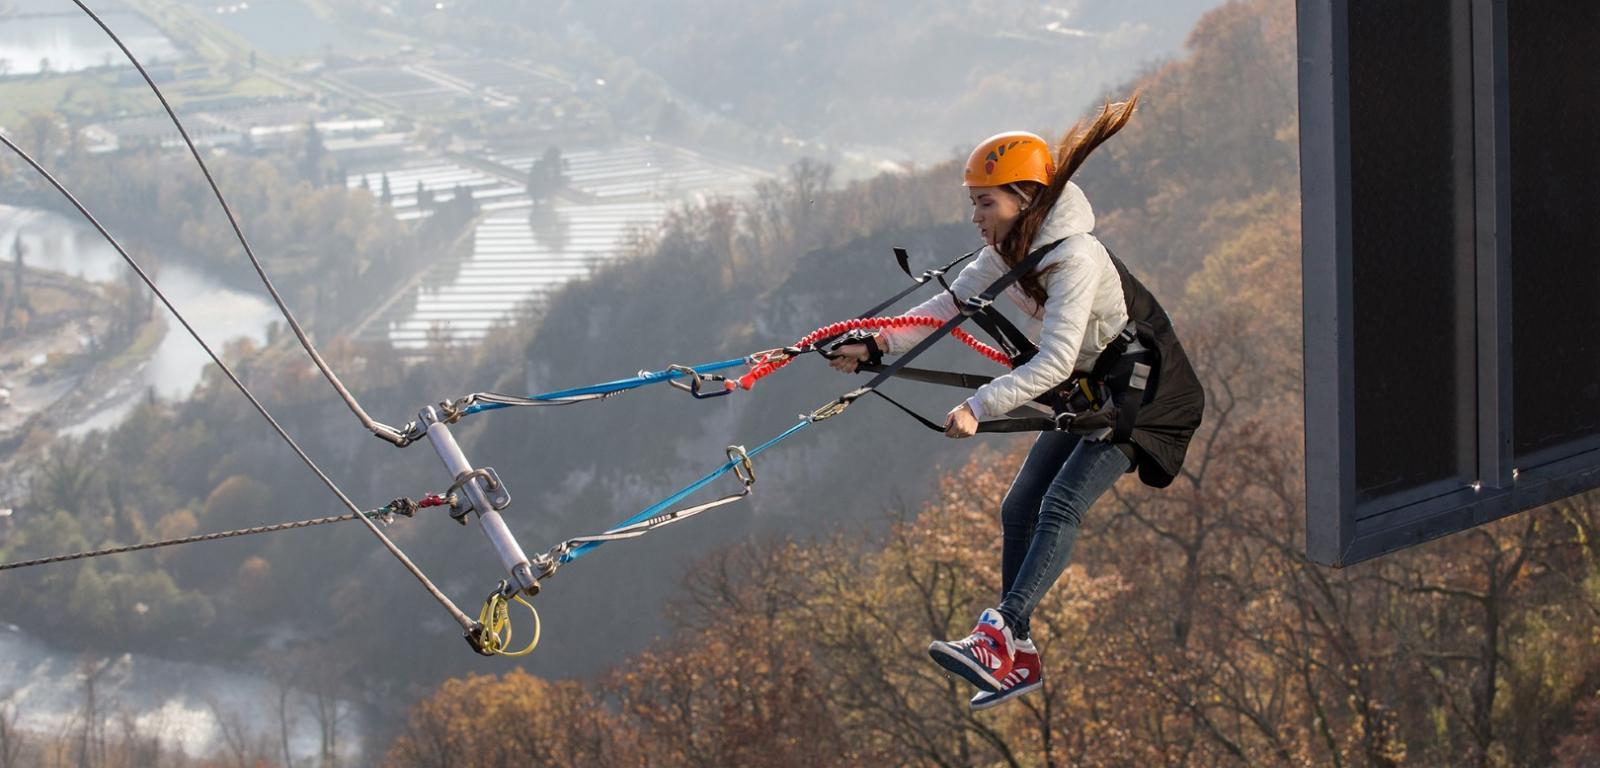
737, 316, 1012, 390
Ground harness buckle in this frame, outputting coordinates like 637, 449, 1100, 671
1129, 361, 1151, 392
1053, 410, 1078, 432
960, 296, 994, 316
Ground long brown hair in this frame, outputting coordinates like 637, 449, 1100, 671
997, 92, 1141, 306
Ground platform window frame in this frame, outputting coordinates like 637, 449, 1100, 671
1298, 0, 1600, 567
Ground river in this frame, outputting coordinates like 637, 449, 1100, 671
0, 205, 366, 761
0, 1, 181, 77
0, 204, 279, 436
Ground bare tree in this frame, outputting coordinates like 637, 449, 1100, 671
0, 695, 24, 768
74, 658, 112, 768
208, 699, 274, 768
276, 681, 296, 768
111, 711, 163, 768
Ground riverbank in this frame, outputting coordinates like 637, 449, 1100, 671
0, 263, 158, 445
0, 205, 283, 492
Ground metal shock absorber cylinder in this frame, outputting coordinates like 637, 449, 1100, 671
419, 406, 539, 595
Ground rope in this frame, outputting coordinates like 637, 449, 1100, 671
69, 0, 412, 446
737, 316, 1012, 390
0, 501, 431, 572
0, 133, 477, 633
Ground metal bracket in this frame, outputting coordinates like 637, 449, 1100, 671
446, 467, 512, 523
419, 406, 540, 596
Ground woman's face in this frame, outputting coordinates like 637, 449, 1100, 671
969, 185, 1025, 247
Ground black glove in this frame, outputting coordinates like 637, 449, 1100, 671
824, 329, 883, 367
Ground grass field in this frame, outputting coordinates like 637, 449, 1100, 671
0, 69, 293, 126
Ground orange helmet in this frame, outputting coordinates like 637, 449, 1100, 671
963, 131, 1055, 187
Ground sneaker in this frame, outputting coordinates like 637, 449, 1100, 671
970, 638, 1043, 710
927, 608, 1014, 693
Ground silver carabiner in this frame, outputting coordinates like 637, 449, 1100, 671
726, 445, 755, 487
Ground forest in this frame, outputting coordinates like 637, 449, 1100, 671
386, 2, 1600, 766
2, 0, 1598, 766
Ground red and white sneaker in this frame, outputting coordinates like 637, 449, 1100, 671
970, 638, 1043, 710
928, 608, 1015, 693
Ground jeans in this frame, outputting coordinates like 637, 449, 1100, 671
996, 431, 1131, 639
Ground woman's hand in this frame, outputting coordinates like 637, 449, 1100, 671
827, 343, 870, 373
944, 401, 978, 438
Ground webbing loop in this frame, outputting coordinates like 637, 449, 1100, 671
467, 581, 542, 657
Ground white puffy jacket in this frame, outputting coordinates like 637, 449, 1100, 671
877, 182, 1129, 419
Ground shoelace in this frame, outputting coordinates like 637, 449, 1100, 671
954, 630, 1007, 668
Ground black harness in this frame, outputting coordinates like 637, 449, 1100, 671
828, 240, 1155, 443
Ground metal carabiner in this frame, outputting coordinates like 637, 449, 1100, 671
808, 394, 857, 423
744, 347, 790, 366
726, 445, 755, 487
664, 364, 733, 399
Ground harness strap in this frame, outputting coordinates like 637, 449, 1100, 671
868, 390, 1062, 434
931, 257, 1039, 366
857, 322, 1154, 439
844, 237, 1069, 404
865, 247, 982, 319
968, 307, 1038, 365
1112, 358, 1152, 444
856, 363, 997, 391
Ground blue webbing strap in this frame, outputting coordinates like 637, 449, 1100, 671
461, 358, 749, 416
560, 419, 811, 562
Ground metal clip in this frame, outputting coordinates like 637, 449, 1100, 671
445, 467, 511, 523
745, 348, 790, 366
726, 445, 755, 487
1054, 410, 1083, 432
664, 364, 732, 399
464, 623, 496, 656
808, 397, 853, 423
961, 295, 994, 316
382, 420, 427, 448
531, 551, 562, 581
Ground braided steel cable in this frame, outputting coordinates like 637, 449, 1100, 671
2, 511, 393, 572
0, 132, 476, 632
69, 0, 411, 446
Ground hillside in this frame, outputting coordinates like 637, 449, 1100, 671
554, 0, 1229, 158
384, 2, 1600, 766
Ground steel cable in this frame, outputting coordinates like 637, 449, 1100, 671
0, 132, 475, 632
69, 0, 411, 445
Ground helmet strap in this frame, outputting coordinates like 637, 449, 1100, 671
1006, 183, 1035, 210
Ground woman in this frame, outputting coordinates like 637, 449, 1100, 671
828, 95, 1203, 710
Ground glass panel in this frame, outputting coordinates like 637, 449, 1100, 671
1509, 3, 1600, 462
1348, 0, 1476, 504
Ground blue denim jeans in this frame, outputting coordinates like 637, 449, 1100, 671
996, 431, 1131, 639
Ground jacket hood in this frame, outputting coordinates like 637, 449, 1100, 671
1032, 180, 1096, 246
